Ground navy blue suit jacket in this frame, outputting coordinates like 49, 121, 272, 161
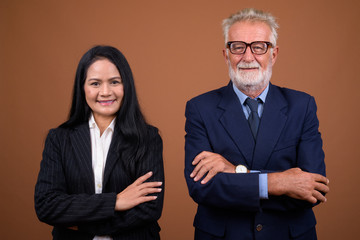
35, 123, 164, 240
185, 82, 325, 240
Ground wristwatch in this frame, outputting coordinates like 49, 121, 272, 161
235, 164, 248, 173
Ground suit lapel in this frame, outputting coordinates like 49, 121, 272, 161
251, 84, 288, 169
70, 123, 95, 193
218, 83, 255, 166
103, 129, 121, 187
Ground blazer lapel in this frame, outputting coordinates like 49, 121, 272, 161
251, 84, 288, 170
103, 129, 121, 187
218, 83, 255, 166
70, 123, 95, 193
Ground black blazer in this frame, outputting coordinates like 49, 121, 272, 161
35, 123, 164, 240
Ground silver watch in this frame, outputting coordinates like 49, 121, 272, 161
235, 165, 248, 173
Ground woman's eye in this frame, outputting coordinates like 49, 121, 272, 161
111, 80, 121, 85
90, 82, 99, 86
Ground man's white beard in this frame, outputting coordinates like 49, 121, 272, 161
229, 60, 272, 93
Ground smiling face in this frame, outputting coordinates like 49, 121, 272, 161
84, 58, 123, 125
223, 21, 279, 97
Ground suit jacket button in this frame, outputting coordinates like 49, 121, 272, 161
256, 224, 263, 232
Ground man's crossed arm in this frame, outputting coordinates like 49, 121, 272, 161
190, 151, 329, 204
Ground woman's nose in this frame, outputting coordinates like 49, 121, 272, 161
100, 84, 111, 95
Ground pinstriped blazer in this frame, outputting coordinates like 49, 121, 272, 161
35, 123, 164, 240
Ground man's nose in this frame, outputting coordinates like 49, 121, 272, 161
242, 46, 256, 62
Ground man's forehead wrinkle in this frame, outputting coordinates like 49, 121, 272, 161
228, 22, 272, 42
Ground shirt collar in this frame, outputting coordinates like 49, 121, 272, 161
232, 82, 269, 105
88, 113, 116, 132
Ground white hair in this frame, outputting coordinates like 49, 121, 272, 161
222, 8, 279, 46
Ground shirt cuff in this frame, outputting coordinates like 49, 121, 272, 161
259, 173, 268, 199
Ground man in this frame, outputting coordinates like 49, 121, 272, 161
184, 8, 329, 240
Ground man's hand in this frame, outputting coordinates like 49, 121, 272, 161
115, 171, 162, 211
190, 151, 235, 184
268, 168, 330, 204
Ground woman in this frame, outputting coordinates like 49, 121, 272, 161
35, 46, 164, 240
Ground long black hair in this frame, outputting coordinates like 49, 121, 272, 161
60, 45, 151, 167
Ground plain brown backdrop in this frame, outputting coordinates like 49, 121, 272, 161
1, 0, 359, 239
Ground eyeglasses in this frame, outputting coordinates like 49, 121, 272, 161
226, 41, 273, 55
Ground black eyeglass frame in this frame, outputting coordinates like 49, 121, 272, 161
226, 41, 273, 55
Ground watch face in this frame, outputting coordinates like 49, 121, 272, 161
236, 165, 247, 173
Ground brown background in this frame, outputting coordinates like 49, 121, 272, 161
1, 0, 359, 239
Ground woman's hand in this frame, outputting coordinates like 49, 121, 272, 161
115, 171, 162, 211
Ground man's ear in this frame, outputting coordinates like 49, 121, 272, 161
271, 46, 279, 65
223, 49, 230, 66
